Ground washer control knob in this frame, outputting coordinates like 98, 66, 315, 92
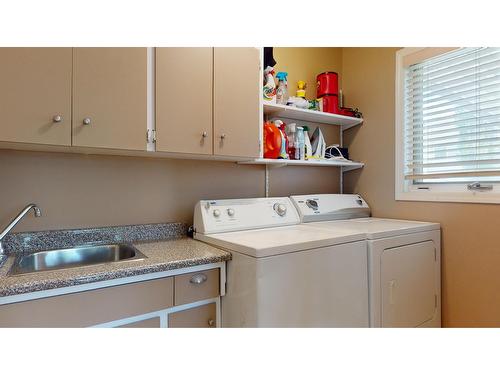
273, 203, 287, 216
306, 199, 319, 210
213, 209, 221, 218
227, 208, 235, 217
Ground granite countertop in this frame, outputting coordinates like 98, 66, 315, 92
0, 224, 231, 298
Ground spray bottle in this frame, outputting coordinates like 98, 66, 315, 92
276, 72, 289, 105
263, 66, 276, 103
274, 120, 289, 159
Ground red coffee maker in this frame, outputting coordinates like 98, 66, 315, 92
316, 72, 339, 114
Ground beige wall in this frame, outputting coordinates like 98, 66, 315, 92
342, 47, 500, 327
271, 47, 344, 186
0, 149, 339, 233
273, 47, 343, 101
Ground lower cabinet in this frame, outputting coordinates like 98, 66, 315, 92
168, 303, 216, 328
117, 317, 162, 328
0, 266, 222, 328
0, 277, 174, 327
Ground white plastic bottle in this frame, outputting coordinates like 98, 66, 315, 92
296, 126, 305, 160
303, 126, 313, 160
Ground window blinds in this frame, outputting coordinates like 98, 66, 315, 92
404, 47, 500, 182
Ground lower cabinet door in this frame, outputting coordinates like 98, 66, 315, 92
168, 303, 216, 328
0, 277, 173, 327
115, 317, 162, 328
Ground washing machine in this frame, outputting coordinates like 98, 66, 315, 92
291, 194, 441, 328
193, 197, 369, 327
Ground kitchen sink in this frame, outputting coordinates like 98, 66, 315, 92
9, 244, 147, 276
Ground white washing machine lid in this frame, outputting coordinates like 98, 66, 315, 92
305, 217, 440, 240
195, 224, 366, 258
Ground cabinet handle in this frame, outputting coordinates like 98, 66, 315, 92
189, 273, 208, 285
220, 133, 226, 140
83, 117, 92, 125
389, 280, 396, 305
208, 318, 215, 327
52, 114, 63, 123
202, 131, 208, 138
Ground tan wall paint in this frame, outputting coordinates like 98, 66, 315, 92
273, 47, 343, 100
342, 47, 500, 327
270, 47, 344, 194
0, 149, 339, 233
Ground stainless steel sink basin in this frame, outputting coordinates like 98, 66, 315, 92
9, 244, 147, 275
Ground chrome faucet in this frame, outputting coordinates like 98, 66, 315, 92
0, 204, 42, 255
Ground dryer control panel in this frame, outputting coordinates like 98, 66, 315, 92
193, 197, 300, 234
291, 194, 371, 223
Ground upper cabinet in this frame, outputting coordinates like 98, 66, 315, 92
156, 47, 261, 159
0, 47, 261, 159
156, 48, 213, 155
72, 48, 147, 150
214, 48, 261, 158
0, 48, 72, 146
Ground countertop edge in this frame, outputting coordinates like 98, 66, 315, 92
0, 237, 231, 299
0, 253, 230, 298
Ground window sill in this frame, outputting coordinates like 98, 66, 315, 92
396, 191, 500, 204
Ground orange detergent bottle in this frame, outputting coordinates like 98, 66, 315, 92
263, 121, 282, 159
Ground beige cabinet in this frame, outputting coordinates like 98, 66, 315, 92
214, 47, 261, 158
0, 47, 261, 158
156, 48, 213, 154
156, 47, 261, 159
0, 277, 174, 328
168, 303, 217, 328
72, 48, 147, 150
0, 48, 72, 146
0, 266, 223, 328
116, 317, 161, 328
174, 269, 220, 305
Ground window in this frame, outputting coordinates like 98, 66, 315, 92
395, 47, 500, 203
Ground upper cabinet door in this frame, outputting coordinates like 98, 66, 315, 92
214, 48, 260, 158
0, 48, 72, 146
72, 48, 147, 150
156, 48, 213, 155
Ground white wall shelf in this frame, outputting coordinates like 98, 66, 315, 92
263, 103, 363, 131
238, 158, 364, 172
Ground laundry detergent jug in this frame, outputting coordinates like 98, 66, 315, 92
263, 121, 282, 159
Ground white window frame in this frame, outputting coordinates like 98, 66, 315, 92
395, 47, 500, 204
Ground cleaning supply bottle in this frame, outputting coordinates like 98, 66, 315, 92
297, 80, 307, 99
296, 126, 305, 160
276, 72, 289, 105
263, 121, 282, 159
286, 123, 297, 160
274, 120, 289, 159
263, 66, 276, 103
302, 126, 313, 160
